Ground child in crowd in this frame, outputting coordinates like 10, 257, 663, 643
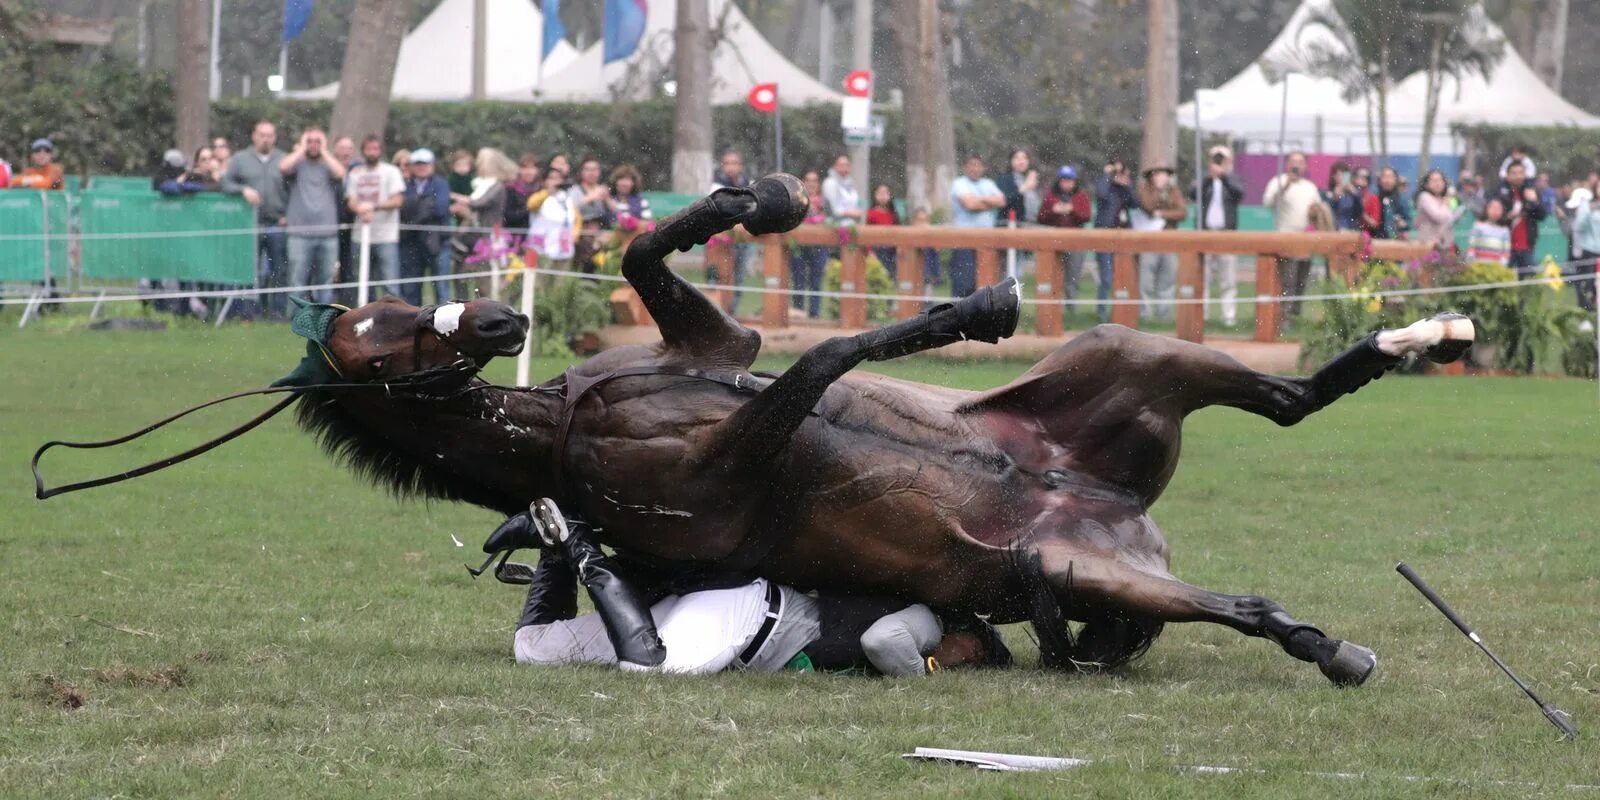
1466, 197, 1511, 266
866, 183, 901, 278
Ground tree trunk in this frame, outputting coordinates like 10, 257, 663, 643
173, 0, 209, 156
893, 0, 954, 217
1529, 0, 1568, 92
671, 0, 713, 193
1418, 29, 1444, 177
330, 0, 411, 143
1140, 0, 1179, 170
1377, 41, 1390, 170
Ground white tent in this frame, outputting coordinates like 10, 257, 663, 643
1392, 17, 1600, 130
512, 0, 844, 106
1181, 0, 1600, 155
1177, 0, 1384, 153
287, 0, 579, 102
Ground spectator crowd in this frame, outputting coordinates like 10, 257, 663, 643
5, 131, 1595, 322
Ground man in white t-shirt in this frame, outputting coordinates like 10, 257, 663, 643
1261, 151, 1323, 328
344, 135, 406, 296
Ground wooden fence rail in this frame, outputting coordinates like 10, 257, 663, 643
634, 225, 1430, 344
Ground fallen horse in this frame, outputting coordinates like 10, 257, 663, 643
37, 174, 1474, 687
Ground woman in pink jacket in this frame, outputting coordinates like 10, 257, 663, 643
1413, 169, 1466, 255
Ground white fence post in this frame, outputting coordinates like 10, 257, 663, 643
357, 222, 372, 306
515, 262, 536, 387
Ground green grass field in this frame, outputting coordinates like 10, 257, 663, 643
3, 320, 1598, 799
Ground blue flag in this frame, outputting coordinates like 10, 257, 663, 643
543, 0, 566, 60
602, 0, 647, 64
283, 0, 314, 42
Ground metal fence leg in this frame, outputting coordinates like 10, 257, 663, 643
89, 289, 108, 320
18, 291, 42, 329
214, 295, 236, 328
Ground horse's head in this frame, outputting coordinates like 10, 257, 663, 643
331, 296, 530, 381
275, 296, 529, 387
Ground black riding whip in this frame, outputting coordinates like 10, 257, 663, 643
1396, 562, 1578, 740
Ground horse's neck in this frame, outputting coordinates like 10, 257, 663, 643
350, 387, 559, 504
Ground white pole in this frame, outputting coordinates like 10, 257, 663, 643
1006, 212, 1018, 281
208, 0, 222, 100
357, 222, 372, 306
515, 266, 536, 387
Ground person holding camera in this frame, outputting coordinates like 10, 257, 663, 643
279, 127, 347, 304
1261, 151, 1321, 326
1093, 160, 1138, 322
1192, 146, 1243, 327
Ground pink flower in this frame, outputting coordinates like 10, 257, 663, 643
618, 213, 640, 233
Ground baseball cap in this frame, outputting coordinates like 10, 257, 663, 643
31, 138, 54, 152
1208, 144, 1233, 161
163, 149, 187, 169
411, 148, 436, 164
1057, 165, 1078, 180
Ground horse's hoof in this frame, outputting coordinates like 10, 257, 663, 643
1319, 641, 1377, 687
742, 174, 808, 236
1422, 312, 1474, 364
958, 277, 1021, 344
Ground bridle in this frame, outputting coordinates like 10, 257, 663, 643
30, 304, 543, 501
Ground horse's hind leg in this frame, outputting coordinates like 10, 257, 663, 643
706, 279, 1021, 467
1021, 545, 1377, 687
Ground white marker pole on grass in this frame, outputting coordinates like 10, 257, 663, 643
357, 222, 372, 306
515, 260, 536, 387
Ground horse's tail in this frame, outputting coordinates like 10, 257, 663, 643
1005, 546, 1164, 673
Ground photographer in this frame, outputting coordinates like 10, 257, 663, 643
1093, 159, 1138, 322
1261, 151, 1321, 326
1192, 146, 1243, 327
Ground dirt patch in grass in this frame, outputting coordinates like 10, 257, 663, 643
15, 675, 87, 709
91, 663, 190, 689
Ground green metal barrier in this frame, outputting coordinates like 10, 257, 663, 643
0, 191, 70, 283
642, 191, 700, 221
89, 176, 154, 193
77, 192, 256, 284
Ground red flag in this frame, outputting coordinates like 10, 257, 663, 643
747, 82, 778, 113
843, 69, 873, 98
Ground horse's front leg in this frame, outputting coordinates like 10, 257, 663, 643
1020, 543, 1377, 687
704, 278, 1021, 469
620, 174, 806, 359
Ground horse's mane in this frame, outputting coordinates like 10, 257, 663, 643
294, 391, 520, 514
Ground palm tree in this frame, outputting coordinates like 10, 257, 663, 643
1412, 3, 1503, 175
1290, 0, 1406, 169
1288, 0, 1502, 172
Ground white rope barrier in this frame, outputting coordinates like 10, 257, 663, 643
2, 261, 1595, 310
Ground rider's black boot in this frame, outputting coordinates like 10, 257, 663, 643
515, 549, 579, 628
533, 499, 667, 668
857, 277, 1021, 361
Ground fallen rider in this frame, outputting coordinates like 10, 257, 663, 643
486, 499, 1010, 676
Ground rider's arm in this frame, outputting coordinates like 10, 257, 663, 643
859, 604, 944, 676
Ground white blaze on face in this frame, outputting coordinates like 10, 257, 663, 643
433, 303, 466, 337
353, 318, 374, 337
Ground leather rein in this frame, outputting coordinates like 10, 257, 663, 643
32, 306, 487, 501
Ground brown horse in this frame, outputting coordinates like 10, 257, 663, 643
292, 174, 1472, 686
